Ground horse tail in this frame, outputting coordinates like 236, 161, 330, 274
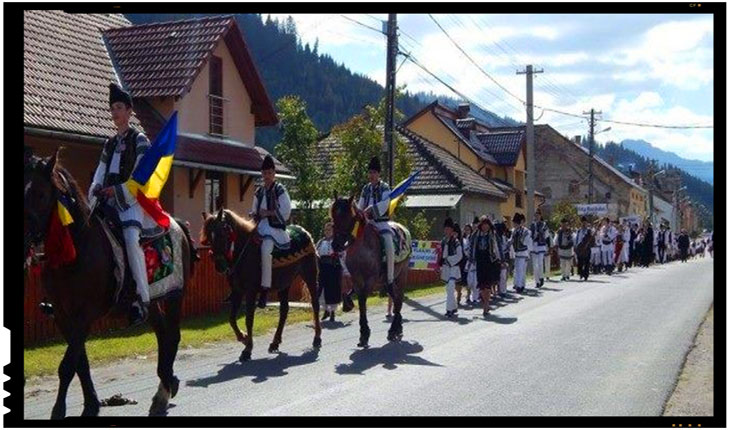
174, 217, 200, 276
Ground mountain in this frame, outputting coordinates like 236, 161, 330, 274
620, 139, 713, 185
124, 13, 519, 153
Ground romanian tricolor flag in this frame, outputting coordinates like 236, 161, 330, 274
125, 111, 177, 228
45, 195, 76, 268
387, 169, 422, 217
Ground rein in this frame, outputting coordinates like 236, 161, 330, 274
223, 220, 259, 277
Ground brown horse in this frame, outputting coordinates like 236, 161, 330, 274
330, 195, 410, 348
23, 149, 196, 418
200, 208, 321, 362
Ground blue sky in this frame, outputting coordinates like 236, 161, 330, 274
270, 13, 714, 162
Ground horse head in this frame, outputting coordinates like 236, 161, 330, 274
330, 191, 360, 252
201, 208, 233, 273
24, 148, 63, 257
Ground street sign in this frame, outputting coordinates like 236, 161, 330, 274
575, 203, 608, 216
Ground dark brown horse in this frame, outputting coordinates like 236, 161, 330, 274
330, 195, 410, 348
200, 208, 321, 362
23, 149, 196, 418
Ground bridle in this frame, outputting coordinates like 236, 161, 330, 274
332, 202, 364, 252
210, 214, 257, 276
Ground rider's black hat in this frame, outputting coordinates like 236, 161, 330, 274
109, 82, 133, 108
443, 217, 455, 229
261, 154, 276, 171
367, 156, 381, 173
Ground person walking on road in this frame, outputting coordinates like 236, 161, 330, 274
529, 209, 549, 288
575, 216, 593, 281
439, 217, 463, 319
495, 221, 511, 297
556, 218, 575, 281
599, 217, 618, 275
316, 222, 342, 322
511, 213, 531, 293
472, 216, 501, 317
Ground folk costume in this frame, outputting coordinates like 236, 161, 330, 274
618, 223, 631, 268
463, 232, 479, 303
544, 228, 555, 281
511, 213, 532, 292
357, 157, 395, 296
529, 213, 549, 288
250, 155, 292, 307
440, 218, 463, 316
556, 223, 575, 280
495, 222, 510, 295
471, 227, 501, 290
599, 221, 618, 274
574, 219, 593, 281
88, 83, 157, 324
316, 237, 342, 321
590, 222, 603, 273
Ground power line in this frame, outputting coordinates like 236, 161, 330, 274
599, 118, 714, 129
340, 14, 385, 35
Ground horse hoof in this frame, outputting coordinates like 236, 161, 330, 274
50, 404, 66, 420
148, 401, 168, 417
170, 376, 180, 399
268, 344, 279, 354
240, 350, 252, 362
312, 337, 322, 349
81, 401, 100, 417
357, 341, 369, 348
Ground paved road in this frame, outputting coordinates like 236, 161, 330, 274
24, 258, 714, 418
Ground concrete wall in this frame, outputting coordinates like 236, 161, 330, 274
459, 193, 502, 225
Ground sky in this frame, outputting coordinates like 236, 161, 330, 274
269, 13, 714, 162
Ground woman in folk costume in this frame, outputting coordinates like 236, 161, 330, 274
590, 219, 603, 273
599, 217, 618, 275
495, 221, 511, 297
249, 154, 292, 308
617, 221, 631, 271
511, 213, 532, 293
471, 216, 501, 317
88, 83, 158, 326
316, 222, 342, 322
462, 223, 479, 306
556, 218, 575, 281
439, 217, 463, 319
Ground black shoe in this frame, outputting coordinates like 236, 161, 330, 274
329, 312, 335, 322
129, 302, 148, 327
321, 310, 330, 321
257, 289, 269, 309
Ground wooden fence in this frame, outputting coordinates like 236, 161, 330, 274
23, 249, 439, 345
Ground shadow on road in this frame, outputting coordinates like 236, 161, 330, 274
483, 313, 518, 324
185, 348, 320, 387
539, 286, 563, 292
335, 341, 442, 375
320, 320, 353, 330
403, 297, 476, 325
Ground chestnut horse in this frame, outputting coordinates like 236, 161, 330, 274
23, 149, 196, 417
200, 208, 321, 361
330, 195, 410, 348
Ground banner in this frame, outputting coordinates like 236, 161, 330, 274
409, 240, 441, 270
575, 203, 608, 216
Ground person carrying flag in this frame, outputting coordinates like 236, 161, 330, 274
88, 83, 161, 326
357, 156, 395, 298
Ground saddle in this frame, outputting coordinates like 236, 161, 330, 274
377, 222, 412, 264
252, 224, 315, 269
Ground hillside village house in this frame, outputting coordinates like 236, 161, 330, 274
528, 125, 648, 220
309, 125, 508, 239
24, 11, 289, 238
402, 101, 543, 221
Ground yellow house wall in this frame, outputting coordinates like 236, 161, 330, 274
174, 40, 256, 145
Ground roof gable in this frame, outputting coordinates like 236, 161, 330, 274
103, 15, 277, 126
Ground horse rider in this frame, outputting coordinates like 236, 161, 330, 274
511, 213, 531, 293
599, 217, 618, 275
250, 154, 292, 309
88, 83, 159, 327
529, 209, 549, 288
357, 156, 395, 298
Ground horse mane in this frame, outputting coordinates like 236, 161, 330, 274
224, 209, 255, 235
51, 163, 90, 223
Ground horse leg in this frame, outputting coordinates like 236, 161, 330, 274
148, 303, 172, 416
76, 345, 100, 417
304, 255, 322, 348
50, 330, 86, 419
357, 290, 370, 348
240, 290, 256, 362
163, 293, 182, 399
388, 272, 406, 341
269, 287, 289, 353
228, 288, 246, 343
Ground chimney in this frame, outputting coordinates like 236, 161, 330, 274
456, 118, 476, 139
457, 103, 470, 119
573, 135, 581, 146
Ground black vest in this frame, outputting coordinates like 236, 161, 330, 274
255, 182, 288, 229
102, 128, 141, 188
361, 181, 390, 221
530, 221, 547, 246
558, 229, 574, 249
514, 227, 528, 252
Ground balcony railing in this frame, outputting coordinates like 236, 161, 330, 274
208, 94, 229, 137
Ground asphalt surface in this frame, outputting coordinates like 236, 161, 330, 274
24, 258, 714, 418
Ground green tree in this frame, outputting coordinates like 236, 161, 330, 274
405, 209, 435, 240
548, 200, 580, 231
274, 95, 326, 234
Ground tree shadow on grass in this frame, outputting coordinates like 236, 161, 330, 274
335, 341, 442, 375
185, 348, 320, 387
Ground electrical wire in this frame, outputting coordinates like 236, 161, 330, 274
340, 14, 385, 35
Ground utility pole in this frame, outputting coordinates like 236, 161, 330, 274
384, 13, 398, 186
647, 160, 655, 225
517, 64, 543, 225
583, 108, 601, 204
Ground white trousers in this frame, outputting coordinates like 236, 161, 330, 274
590, 248, 602, 265
560, 258, 572, 278
601, 249, 614, 267
261, 237, 274, 288
467, 269, 479, 301
499, 266, 508, 293
544, 253, 551, 278
123, 226, 150, 304
383, 235, 395, 283
514, 256, 528, 288
445, 279, 457, 312
531, 252, 545, 284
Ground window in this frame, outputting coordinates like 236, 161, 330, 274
209, 55, 224, 135
516, 192, 523, 208
205, 171, 225, 213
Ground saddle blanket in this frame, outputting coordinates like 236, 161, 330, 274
381, 222, 412, 264
270, 225, 316, 269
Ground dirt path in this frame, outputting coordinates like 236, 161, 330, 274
663, 305, 714, 416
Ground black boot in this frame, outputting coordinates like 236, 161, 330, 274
329, 311, 335, 322
257, 288, 269, 309
321, 310, 330, 321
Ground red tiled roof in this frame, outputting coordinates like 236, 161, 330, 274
24, 10, 142, 137
103, 15, 278, 126
176, 133, 290, 175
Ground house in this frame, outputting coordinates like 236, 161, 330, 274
529, 125, 649, 220
309, 125, 508, 239
24, 11, 288, 238
402, 101, 541, 220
